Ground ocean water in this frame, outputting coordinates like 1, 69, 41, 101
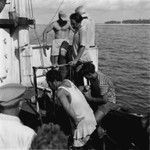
95, 25, 150, 114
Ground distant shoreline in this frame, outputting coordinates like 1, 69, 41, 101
96, 23, 150, 26
104, 19, 150, 25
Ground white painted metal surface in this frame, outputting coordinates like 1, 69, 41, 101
88, 46, 98, 71
0, 28, 20, 86
17, 0, 31, 86
31, 45, 51, 84
0, 0, 98, 87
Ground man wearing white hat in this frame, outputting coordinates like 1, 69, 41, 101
0, 83, 36, 150
75, 5, 95, 49
75, 6, 98, 72
43, 10, 72, 65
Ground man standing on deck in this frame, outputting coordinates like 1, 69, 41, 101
75, 5, 95, 49
43, 10, 72, 65
0, 83, 36, 149
69, 12, 93, 90
46, 69, 97, 149
75, 6, 98, 71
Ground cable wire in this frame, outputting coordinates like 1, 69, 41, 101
30, 0, 65, 46
43, 0, 65, 39
30, 0, 34, 19
44, 0, 65, 32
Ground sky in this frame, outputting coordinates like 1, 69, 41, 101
32, 0, 150, 24
1, 0, 149, 23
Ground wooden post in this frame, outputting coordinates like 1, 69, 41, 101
17, 0, 32, 86
0, 0, 34, 86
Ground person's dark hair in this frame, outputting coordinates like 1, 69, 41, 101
46, 69, 62, 82
0, 105, 4, 113
81, 62, 95, 76
30, 123, 68, 149
70, 12, 83, 23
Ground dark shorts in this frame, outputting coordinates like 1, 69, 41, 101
71, 62, 84, 87
58, 42, 73, 80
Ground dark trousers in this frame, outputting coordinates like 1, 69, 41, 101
71, 61, 84, 87
58, 44, 73, 80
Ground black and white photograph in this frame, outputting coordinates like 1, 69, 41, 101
0, 0, 150, 149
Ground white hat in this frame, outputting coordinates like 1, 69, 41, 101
75, 6, 88, 18
58, 10, 68, 21
75, 5, 87, 16
0, 83, 26, 106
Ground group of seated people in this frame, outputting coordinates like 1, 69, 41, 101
31, 63, 150, 150
41, 61, 120, 149
0, 61, 120, 150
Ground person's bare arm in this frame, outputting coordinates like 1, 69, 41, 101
69, 24, 75, 32
69, 45, 85, 65
69, 27, 87, 65
75, 45, 85, 63
43, 23, 54, 44
42, 23, 54, 56
83, 90, 106, 104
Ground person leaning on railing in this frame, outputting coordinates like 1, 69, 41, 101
45, 69, 97, 149
80, 62, 121, 137
69, 12, 94, 90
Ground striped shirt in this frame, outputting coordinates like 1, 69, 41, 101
90, 71, 116, 103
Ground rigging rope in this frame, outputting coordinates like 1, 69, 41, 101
33, 28, 45, 67
27, 0, 66, 90
30, 0, 65, 68
30, 0, 34, 19
0, 0, 6, 13
27, 0, 30, 18
31, 0, 65, 43
43, 0, 65, 33
27, 0, 45, 67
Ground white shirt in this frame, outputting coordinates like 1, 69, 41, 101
72, 27, 91, 62
0, 114, 36, 150
72, 14, 95, 62
81, 14, 95, 47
